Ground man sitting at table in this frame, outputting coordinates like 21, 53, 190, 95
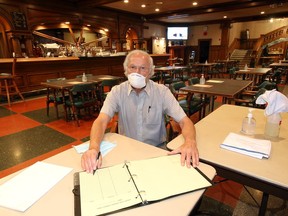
81, 50, 199, 172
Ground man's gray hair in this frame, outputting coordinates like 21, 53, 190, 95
123, 50, 155, 77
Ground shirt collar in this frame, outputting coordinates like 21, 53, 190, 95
127, 80, 151, 96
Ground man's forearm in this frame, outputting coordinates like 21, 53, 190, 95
180, 117, 197, 146
89, 119, 106, 150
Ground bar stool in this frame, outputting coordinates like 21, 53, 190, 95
0, 58, 24, 106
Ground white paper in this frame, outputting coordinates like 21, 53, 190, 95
73, 140, 116, 155
220, 132, 271, 159
206, 80, 224, 83
193, 84, 213, 88
0, 162, 72, 212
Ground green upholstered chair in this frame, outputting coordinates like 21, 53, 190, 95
169, 81, 203, 119
65, 83, 99, 126
46, 77, 67, 118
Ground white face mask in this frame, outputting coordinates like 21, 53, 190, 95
128, 73, 146, 89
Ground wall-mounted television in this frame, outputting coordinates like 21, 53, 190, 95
167, 27, 188, 40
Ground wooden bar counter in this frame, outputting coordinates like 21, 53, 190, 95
0, 54, 170, 93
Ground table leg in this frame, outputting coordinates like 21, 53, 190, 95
258, 192, 269, 216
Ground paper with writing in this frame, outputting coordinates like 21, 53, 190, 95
80, 164, 141, 216
79, 154, 212, 216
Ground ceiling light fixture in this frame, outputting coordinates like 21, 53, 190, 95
155, 1, 163, 5
155, 8, 160, 12
223, 16, 227, 19
193, 2, 198, 6
124, 0, 129, 3
261, 11, 265, 14
141, 4, 146, 8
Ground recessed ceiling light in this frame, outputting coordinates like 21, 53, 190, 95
124, 0, 129, 3
87, 24, 91, 27
155, 8, 160, 12
141, 4, 146, 8
261, 11, 265, 14
193, 2, 198, 6
65, 22, 70, 24
223, 16, 227, 19
156, 1, 163, 5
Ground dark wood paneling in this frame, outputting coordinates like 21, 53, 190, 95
0, 55, 168, 92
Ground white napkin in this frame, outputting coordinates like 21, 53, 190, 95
256, 89, 288, 115
220, 133, 271, 159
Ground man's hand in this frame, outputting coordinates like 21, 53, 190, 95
168, 141, 199, 168
81, 149, 102, 173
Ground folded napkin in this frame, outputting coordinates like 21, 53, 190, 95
220, 133, 271, 159
256, 89, 288, 116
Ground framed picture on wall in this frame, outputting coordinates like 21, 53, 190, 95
11, 12, 28, 30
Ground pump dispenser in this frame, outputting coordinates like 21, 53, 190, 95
200, 74, 205, 84
241, 108, 256, 135
82, 72, 87, 82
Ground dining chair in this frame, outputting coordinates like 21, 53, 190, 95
208, 63, 222, 78
164, 68, 182, 86
187, 76, 217, 112
233, 88, 267, 108
188, 77, 200, 85
0, 58, 24, 106
169, 81, 203, 120
268, 69, 282, 84
249, 80, 278, 91
65, 83, 99, 126
150, 73, 161, 83
46, 77, 67, 118
100, 78, 120, 101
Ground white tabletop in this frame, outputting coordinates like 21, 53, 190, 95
167, 104, 288, 189
0, 133, 215, 216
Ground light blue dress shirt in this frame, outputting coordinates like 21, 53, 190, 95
100, 80, 186, 146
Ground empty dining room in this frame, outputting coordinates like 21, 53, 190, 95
1, 1, 288, 216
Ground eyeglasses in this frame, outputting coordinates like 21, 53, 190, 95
128, 65, 149, 73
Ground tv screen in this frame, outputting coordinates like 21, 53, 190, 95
167, 27, 188, 40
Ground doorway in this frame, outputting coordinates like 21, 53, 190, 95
198, 39, 211, 63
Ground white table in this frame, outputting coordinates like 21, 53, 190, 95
0, 133, 216, 216
167, 104, 288, 215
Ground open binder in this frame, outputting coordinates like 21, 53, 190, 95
73, 154, 212, 216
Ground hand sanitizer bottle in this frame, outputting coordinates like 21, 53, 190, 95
241, 108, 256, 135
82, 72, 87, 82
200, 74, 205, 84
